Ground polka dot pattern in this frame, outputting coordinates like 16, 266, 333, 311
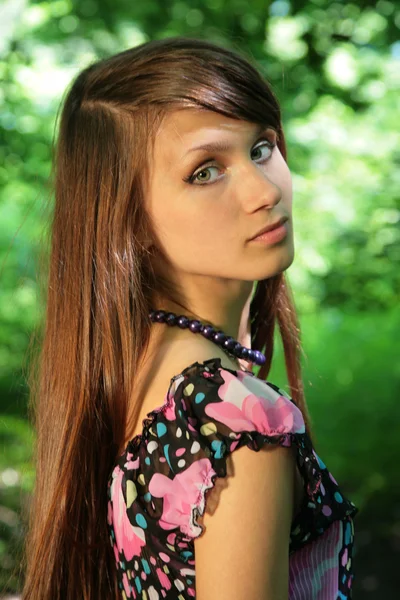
107, 358, 358, 599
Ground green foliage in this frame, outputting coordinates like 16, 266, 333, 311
0, 416, 34, 593
0, 0, 399, 596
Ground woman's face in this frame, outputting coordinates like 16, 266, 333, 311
146, 108, 294, 289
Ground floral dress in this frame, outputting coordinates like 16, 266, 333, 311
107, 357, 358, 599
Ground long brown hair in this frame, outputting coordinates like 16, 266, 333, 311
20, 36, 315, 599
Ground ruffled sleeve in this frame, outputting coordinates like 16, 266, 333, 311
144, 357, 341, 543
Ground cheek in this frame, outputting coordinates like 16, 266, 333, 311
283, 176, 293, 209
169, 210, 226, 252
149, 184, 226, 256
274, 157, 292, 207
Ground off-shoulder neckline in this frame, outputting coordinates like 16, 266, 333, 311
123, 357, 256, 453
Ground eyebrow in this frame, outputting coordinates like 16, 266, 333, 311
185, 123, 269, 155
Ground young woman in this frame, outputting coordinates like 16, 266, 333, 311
22, 37, 358, 599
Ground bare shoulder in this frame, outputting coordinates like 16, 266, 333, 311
127, 334, 242, 441
157, 332, 243, 379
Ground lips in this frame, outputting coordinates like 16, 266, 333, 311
249, 216, 288, 241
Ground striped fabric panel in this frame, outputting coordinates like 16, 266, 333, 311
289, 520, 343, 600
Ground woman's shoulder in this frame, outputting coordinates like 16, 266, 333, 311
124, 335, 245, 445
159, 333, 247, 378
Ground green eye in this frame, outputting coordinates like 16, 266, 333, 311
251, 141, 275, 161
184, 139, 276, 187
190, 166, 220, 185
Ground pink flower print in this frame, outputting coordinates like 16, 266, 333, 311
149, 458, 216, 537
167, 532, 177, 545
163, 394, 177, 421
109, 466, 146, 561
205, 369, 305, 435
124, 456, 140, 470
156, 567, 172, 590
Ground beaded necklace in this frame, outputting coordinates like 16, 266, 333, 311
149, 309, 266, 367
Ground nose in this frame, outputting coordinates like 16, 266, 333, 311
239, 161, 282, 210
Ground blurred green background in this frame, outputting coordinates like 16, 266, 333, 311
0, 0, 399, 597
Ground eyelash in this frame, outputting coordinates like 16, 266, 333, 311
183, 138, 277, 186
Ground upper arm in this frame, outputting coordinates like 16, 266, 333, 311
194, 442, 295, 600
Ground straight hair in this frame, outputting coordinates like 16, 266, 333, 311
20, 37, 315, 599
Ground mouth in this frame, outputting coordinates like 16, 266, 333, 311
248, 216, 289, 242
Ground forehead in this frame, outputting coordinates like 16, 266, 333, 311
152, 109, 258, 169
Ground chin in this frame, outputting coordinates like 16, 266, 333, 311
255, 244, 295, 280
278, 239, 295, 266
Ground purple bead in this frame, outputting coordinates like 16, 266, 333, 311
240, 347, 250, 360
166, 313, 177, 326
223, 337, 236, 351
233, 342, 242, 354
155, 310, 167, 322
250, 349, 258, 362
246, 349, 255, 362
213, 331, 227, 344
201, 325, 215, 339
149, 310, 156, 320
253, 350, 266, 365
177, 316, 189, 328
189, 319, 202, 333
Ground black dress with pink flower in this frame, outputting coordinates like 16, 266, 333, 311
107, 358, 358, 599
